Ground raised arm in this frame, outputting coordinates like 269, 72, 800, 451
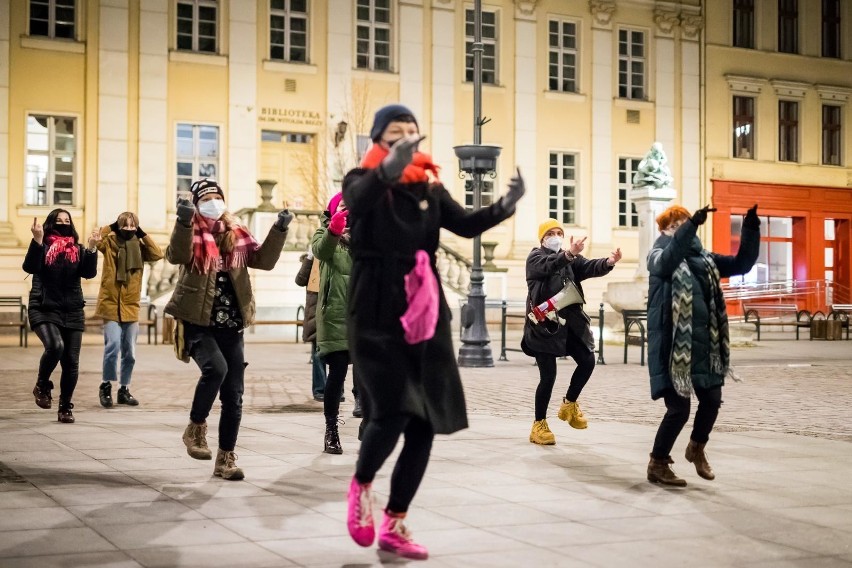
247, 224, 287, 271
78, 246, 98, 279
22, 240, 44, 274
647, 220, 698, 278
165, 221, 193, 266
439, 186, 513, 238
526, 248, 571, 280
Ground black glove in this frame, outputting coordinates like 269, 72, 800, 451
691, 205, 716, 227
109, 221, 120, 233
743, 204, 760, 230
498, 168, 526, 214
176, 198, 195, 226
274, 209, 294, 230
379, 135, 424, 181
135, 227, 147, 238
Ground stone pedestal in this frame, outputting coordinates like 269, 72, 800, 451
257, 180, 278, 212
0, 222, 19, 247
630, 184, 677, 279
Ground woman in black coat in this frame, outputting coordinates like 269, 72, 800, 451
341, 104, 524, 560
522, 219, 621, 445
23, 209, 100, 423
646, 204, 760, 486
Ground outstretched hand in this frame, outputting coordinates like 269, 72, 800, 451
275, 209, 294, 231
31, 217, 44, 245
87, 228, 102, 250
176, 198, 196, 226
568, 236, 587, 256
607, 248, 622, 267
380, 134, 425, 181
691, 204, 717, 227
328, 209, 349, 236
743, 204, 760, 229
498, 168, 526, 214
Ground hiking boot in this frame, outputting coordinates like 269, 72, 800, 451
647, 455, 687, 487
33, 380, 53, 409
529, 419, 556, 445
685, 439, 715, 480
324, 417, 343, 454
353, 396, 363, 418
378, 512, 428, 560
182, 421, 212, 460
117, 386, 139, 406
99, 382, 113, 408
347, 476, 375, 546
558, 399, 588, 429
57, 398, 75, 424
214, 449, 245, 481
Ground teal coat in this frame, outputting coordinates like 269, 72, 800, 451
311, 221, 352, 356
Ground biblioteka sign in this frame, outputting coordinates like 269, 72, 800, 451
259, 107, 323, 127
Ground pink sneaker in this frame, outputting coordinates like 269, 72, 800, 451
378, 512, 429, 560
347, 476, 375, 546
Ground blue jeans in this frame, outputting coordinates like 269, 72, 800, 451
311, 341, 327, 397
102, 321, 139, 386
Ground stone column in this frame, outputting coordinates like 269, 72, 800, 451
512, 2, 538, 256
430, 1, 456, 180
631, 184, 676, 278
589, 0, 615, 250
228, 0, 258, 211
0, 0, 15, 245
653, 8, 677, 168
326, 0, 353, 190
399, 1, 424, 120
680, 9, 703, 210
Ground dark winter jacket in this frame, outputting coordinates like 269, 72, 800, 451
342, 168, 513, 435
295, 253, 319, 343
23, 239, 98, 331
311, 218, 352, 357
521, 248, 613, 356
647, 220, 760, 399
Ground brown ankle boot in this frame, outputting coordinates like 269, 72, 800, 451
57, 398, 75, 424
33, 381, 53, 409
685, 440, 715, 480
647, 455, 687, 487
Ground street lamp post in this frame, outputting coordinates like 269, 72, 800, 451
456, 0, 499, 368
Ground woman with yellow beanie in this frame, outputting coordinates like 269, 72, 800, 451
522, 219, 622, 445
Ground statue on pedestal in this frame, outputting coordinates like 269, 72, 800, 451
632, 142, 673, 189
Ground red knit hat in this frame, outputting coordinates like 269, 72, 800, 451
327, 192, 343, 214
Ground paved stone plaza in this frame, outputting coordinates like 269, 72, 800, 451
1, 332, 851, 567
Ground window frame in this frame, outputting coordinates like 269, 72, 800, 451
617, 27, 646, 101
777, 0, 798, 54
547, 17, 579, 93
355, 0, 393, 72
547, 151, 578, 226
778, 99, 799, 163
269, 0, 309, 63
25, 114, 78, 208
732, 95, 756, 160
175, 123, 220, 198
28, 0, 77, 40
617, 157, 640, 228
732, 0, 755, 49
176, 0, 219, 54
822, 104, 843, 166
821, 0, 841, 58
464, 7, 499, 85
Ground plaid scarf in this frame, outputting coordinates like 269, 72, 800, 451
670, 249, 730, 398
191, 214, 259, 274
360, 143, 440, 183
44, 234, 79, 266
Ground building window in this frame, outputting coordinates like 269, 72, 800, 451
618, 29, 645, 100
822, 0, 841, 58
778, 100, 799, 162
465, 8, 498, 84
270, 0, 308, 62
177, 0, 218, 54
25, 115, 76, 207
733, 96, 755, 159
822, 105, 842, 165
29, 0, 76, 39
463, 179, 495, 211
356, 0, 391, 71
732, 0, 754, 49
548, 152, 577, 225
547, 19, 578, 93
176, 124, 219, 196
777, 0, 798, 54
617, 158, 640, 228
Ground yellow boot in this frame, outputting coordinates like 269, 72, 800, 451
557, 399, 588, 429
529, 419, 556, 445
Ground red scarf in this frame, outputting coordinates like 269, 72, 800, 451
360, 143, 440, 184
44, 234, 79, 266
191, 214, 259, 274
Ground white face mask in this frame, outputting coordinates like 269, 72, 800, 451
198, 199, 226, 220
543, 236, 563, 252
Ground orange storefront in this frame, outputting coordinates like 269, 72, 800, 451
711, 180, 852, 315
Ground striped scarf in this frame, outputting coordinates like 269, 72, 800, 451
191, 214, 259, 274
44, 235, 79, 266
670, 249, 730, 398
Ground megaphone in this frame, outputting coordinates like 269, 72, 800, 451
528, 280, 583, 325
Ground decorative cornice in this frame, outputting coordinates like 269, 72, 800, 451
770, 79, 810, 99
513, 0, 538, 17
725, 74, 767, 94
680, 13, 704, 39
816, 84, 851, 103
589, 0, 616, 27
653, 9, 679, 36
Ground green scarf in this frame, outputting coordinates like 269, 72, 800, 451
670, 249, 730, 398
116, 234, 143, 283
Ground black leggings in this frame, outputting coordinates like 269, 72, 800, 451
355, 414, 434, 514
33, 323, 83, 401
651, 386, 723, 460
323, 350, 350, 419
533, 346, 596, 421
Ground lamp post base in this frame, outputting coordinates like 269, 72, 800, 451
458, 342, 494, 367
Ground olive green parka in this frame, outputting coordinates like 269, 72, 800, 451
310, 221, 351, 357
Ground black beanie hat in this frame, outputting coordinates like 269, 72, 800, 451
369, 104, 418, 142
190, 178, 224, 205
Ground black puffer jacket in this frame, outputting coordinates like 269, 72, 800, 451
23, 239, 98, 330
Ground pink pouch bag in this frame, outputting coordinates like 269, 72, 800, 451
400, 250, 440, 345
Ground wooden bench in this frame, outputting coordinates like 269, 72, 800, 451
0, 296, 29, 347
743, 303, 811, 341
84, 297, 160, 345
828, 304, 852, 340
249, 305, 305, 343
622, 309, 647, 365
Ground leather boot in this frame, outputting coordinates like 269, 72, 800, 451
117, 386, 139, 406
647, 455, 687, 487
182, 421, 212, 460
57, 398, 75, 424
33, 380, 53, 409
99, 382, 113, 408
214, 449, 245, 481
685, 440, 715, 480
324, 417, 343, 454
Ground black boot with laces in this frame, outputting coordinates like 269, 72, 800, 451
99, 382, 113, 408
117, 386, 139, 406
324, 417, 343, 454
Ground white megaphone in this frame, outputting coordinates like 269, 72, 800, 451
527, 280, 583, 325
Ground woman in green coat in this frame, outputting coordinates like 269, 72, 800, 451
312, 191, 353, 454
